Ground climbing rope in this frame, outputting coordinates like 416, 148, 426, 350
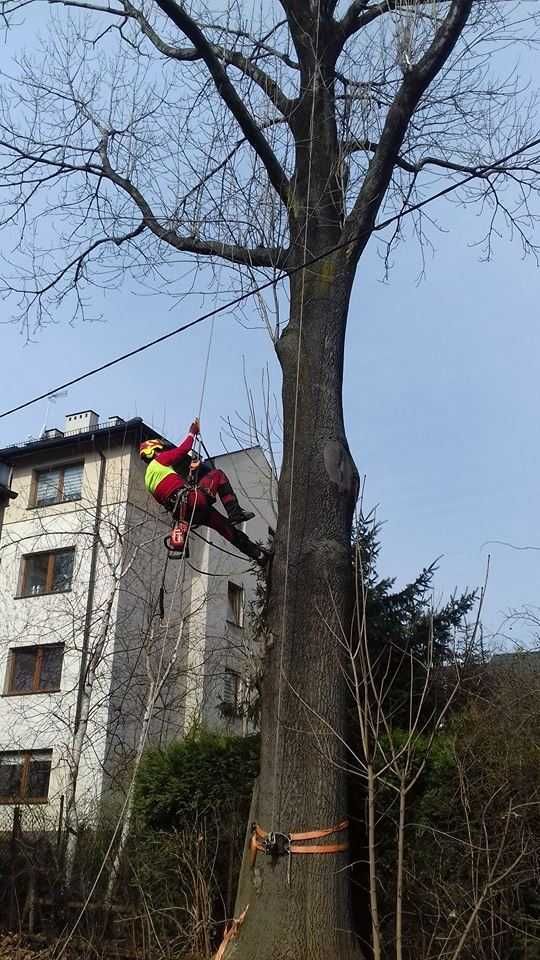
158, 314, 218, 608
246, 11, 351, 898
270, 0, 322, 835
198, 317, 215, 423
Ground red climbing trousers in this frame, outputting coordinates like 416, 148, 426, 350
169, 484, 235, 541
166, 485, 266, 565
153, 461, 241, 516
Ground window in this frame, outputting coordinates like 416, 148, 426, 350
0, 751, 52, 803
33, 463, 83, 507
5, 645, 64, 695
20, 549, 75, 597
223, 669, 241, 713
227, 582, 244, 627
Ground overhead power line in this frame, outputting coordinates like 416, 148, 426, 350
1, 134, 539, 422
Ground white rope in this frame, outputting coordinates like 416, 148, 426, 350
198, 315, 215, 423
270, 0, 322, 832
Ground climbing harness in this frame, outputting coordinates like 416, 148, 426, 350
158, 484, 199, 619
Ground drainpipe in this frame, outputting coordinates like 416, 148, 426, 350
74, 449, 106, 730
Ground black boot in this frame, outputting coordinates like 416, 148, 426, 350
233, 529, 268, 566
227, 506, 256, 526
218, 479, 255, 525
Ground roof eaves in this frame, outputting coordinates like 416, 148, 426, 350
0, 418, 169, 462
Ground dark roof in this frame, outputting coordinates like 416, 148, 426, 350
0, 420, 266, 472
0, 418, 169, 465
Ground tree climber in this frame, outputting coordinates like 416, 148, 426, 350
140, 419, 268, 566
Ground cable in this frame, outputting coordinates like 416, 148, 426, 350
190, 526, 256, 561
1, 134, 538, 422
187, 559, 252, 577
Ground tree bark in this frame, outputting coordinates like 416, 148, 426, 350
226, 251, 362, 958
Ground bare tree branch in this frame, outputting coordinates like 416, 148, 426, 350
341, 137, 540, 178
49, 0, 294, 117
202, 20, 300, 72
18, 221, 147, 298
82, 0, 296, 119
0, 131, 286, 271
343, 0, 475, 258
339, 0, 446, 41
151, 0, 291, 206
97, 135, 287, 266
338, 0, 369, 40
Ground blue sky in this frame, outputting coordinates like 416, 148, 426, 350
1, 7, 540, 642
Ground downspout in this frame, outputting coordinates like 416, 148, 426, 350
74, 448, 106, 730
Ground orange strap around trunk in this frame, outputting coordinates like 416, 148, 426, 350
250, 819, 349, 866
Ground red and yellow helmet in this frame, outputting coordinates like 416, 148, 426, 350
139, 438, 166, 462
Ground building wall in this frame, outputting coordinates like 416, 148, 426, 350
0, 435, 275, 823
198, 446, 275, 732
102, 446, 195, 779
0, 445, 128, 821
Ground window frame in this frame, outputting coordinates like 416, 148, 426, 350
223, 667, 242, 715
0, 750, 53, 804
18, 547, 75, 598
226, 581, 245, 628
30, 461, 84, 509
4, 644, 64, 696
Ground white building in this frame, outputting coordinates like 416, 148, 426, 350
0, 411, 274, 825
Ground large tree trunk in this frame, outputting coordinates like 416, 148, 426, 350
223, 23, 364, 954
227, 253, 363, 959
